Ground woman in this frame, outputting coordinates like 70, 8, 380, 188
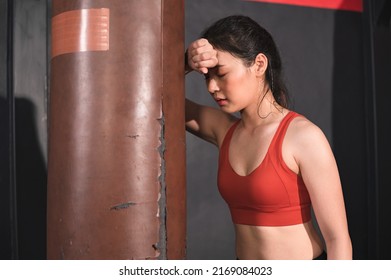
185, 15, 352, 260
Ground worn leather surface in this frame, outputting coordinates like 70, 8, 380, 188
162, 0, 186, 260
47, 0, 185, 259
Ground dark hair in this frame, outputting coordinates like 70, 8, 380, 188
201, 15, 289, 108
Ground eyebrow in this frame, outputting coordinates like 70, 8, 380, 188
210, 64, 226, 71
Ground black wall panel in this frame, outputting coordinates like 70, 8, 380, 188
332, 8, 368, 260
0, 0, 48, 259
0, 0, 15, 260
364, 0, 391, 260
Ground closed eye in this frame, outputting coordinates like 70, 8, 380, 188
217, 73, 227, 78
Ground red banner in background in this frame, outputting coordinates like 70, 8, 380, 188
244, 0, 363, 12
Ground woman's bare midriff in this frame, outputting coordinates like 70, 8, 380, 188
235, 221, 324, 260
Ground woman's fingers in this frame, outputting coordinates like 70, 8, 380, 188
187, 39, 218, 74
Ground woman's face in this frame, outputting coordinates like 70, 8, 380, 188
204, 50, 261, 114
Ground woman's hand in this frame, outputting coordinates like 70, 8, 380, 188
186, 38, 218, 74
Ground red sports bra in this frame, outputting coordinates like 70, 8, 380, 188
217, 111, 311, 226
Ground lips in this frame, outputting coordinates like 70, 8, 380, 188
215, 98, 228, 106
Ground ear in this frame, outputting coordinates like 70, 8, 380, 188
253, 53, 268, 77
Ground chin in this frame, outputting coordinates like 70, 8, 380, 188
220, 106, 237, 114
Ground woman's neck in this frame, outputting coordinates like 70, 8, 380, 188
239, 90, 285, 129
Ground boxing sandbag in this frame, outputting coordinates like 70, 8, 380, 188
47, 0, 185, 259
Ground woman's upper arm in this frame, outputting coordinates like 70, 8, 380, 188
185, 98, 236, 146
292, 120, 351, 254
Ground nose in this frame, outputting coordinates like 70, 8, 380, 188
207, 77, 220, 95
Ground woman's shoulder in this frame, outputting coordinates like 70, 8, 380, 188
289, 111, 322, 132
287, 111, 329, 148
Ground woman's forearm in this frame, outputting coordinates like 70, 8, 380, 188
325, 236, 352, 260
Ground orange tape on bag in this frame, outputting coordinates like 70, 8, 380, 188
51, 8, 110, 58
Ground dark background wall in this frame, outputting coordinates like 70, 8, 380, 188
0, 0, 48, 260
0, 0, 13, 259
0, 0, 389, 260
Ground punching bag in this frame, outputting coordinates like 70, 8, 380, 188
47, 0, 185, 259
